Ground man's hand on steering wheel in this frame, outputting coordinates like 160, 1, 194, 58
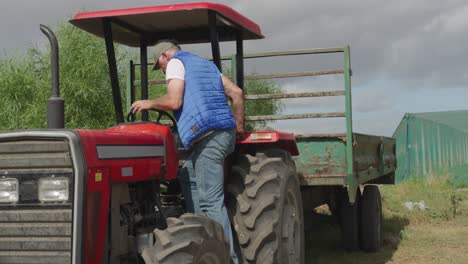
130, 99, 153, 113
128, 100, 177, 127
126, 109, 177, 126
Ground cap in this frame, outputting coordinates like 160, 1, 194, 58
152, 39, 178, 70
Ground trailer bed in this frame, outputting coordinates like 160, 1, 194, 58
295, 133, 396, 186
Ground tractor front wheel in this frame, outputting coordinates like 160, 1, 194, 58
142, 213, 230, 264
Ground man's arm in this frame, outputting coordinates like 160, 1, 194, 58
222, 75, 245, 134
131, 79, 184, 112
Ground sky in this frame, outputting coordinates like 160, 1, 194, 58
1, 0, 468, 136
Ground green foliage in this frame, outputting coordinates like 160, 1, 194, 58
222, 69, 284, 130
0, 21, 282, 130
381, 175, 465, 222
243, 76, 284, 130
0, 22, 126, 130
0, 55, 48, 129
57, 23, 126, 128
449, 191, 463, 218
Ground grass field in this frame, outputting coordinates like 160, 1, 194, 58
304, 177, 468, 264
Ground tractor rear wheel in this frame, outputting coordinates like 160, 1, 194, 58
226, 149, 304, 263
339, 187, 361, 251
359, 185, 383, 252
141, 213, 230, 264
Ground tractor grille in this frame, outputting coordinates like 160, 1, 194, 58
0, 139, 74, 264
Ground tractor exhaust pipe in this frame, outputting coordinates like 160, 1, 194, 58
40, 24, 64, 129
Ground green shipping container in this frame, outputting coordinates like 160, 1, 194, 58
393, 110, 468, 187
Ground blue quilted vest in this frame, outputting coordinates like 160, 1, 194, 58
172, 51, 236, 149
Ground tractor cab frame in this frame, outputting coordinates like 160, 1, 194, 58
70, 2, 264, 124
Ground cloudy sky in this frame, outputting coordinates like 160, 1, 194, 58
1, 0, 468, 136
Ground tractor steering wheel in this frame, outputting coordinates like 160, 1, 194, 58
126, 110, 177, 128
154, 110, 177, 127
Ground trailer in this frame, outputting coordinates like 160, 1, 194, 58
239, 48, 396, 252
238, 47, 396, 252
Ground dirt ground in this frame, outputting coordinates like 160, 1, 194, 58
304, 189, 468, 264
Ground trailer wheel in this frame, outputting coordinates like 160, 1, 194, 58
360, 185, 383, 252
141, 213, 230, 264
339, 187, 361, 251
226, 149, 304, 263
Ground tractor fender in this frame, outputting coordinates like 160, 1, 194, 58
236, 130, 299, 156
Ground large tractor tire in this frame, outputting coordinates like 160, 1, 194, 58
359, 185, 383, 252
339, 187, 361, 251
226, 149, 304, 264
142, 213, 230, 264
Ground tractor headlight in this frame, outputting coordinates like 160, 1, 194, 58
0, 178, 19, 203
38, 177, 69, 202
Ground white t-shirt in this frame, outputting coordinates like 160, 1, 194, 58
165, 58, 223, 82
165, 59, 185, 81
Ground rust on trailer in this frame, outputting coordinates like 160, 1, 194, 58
295, 133, 347, 140
246, 112, 345, 121
298, 173, 347, 185
295, 136, 348, 186
245, 91, 345, 100
244, 70, 344, 80
295, 133, 396, 187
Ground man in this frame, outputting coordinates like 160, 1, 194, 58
131, 39, 243, 263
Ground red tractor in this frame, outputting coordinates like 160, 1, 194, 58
0, 3, 304, 264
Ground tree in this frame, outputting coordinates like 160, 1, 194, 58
0, 54, 49, 129
242, 75, 284, 130
56, 23, 127, 129
0, 22, 126, 129
220, 68, 284, 130
0, 21, 283, 130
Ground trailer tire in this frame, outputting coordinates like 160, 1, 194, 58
339, 187, 361, 251
141, 213, 230, 264
360, 185, 382, 252
226, 149, 304, 264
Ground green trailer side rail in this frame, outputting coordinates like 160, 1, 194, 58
233, 47, 395, 202
127, 46, 396, 202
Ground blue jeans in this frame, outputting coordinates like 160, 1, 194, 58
178, 129, 239, 264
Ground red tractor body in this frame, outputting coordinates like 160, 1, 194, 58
76, 123, 179, 263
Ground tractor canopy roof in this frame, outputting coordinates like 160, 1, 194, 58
70, 2, 264, 47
